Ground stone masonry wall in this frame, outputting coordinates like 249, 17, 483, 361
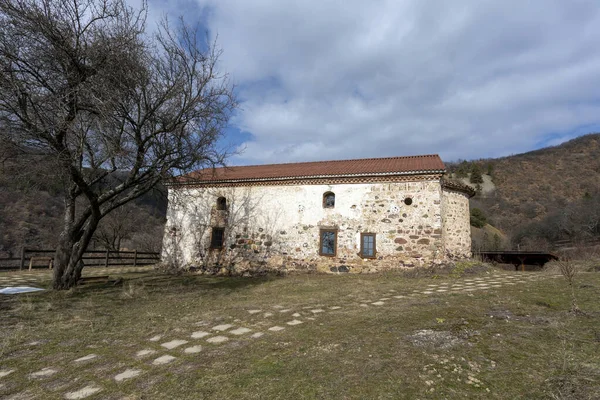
441, 188, 472, 258
162, 179, 467, 274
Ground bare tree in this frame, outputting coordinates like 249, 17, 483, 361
0, 0, 236, 289
556, 258, 583, 315
94, 202, 140, 251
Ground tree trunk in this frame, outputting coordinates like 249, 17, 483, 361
53, 238, 84, 290
52, 196, 99, 290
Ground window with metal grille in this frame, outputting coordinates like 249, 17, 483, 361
210, 227, 225, 249
360, 233, 376, 258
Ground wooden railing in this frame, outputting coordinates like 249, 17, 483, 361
0, 248, 160, 271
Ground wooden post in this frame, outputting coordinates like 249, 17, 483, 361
105, 250, 109, 267
29, 257, 34, 271
20, 247, 26, 271
133, 249, 137, 267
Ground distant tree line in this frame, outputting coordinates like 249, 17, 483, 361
449, 160, 493, 182
512, 191, 600, 250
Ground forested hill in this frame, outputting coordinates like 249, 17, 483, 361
450, 133, 600, 249
0, 156, 167, 257
2, 134, 600, 256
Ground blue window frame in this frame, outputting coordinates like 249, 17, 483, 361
360, 233, 376, 258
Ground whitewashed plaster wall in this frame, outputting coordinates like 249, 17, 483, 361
162, 179, 470, 273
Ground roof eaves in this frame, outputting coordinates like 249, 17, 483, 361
168, 169, 447, 187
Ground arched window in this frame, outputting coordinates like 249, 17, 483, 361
323, 192, 335, 208
216, 197, 227, 210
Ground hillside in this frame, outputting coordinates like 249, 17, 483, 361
2, 134, 599, 256
450, 133, 600, 249
0, 155, 167, 257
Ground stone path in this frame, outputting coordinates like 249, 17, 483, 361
0, 272, 559, 399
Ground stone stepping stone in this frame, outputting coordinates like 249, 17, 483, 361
230, 327, 252, 335
422, 291, 433, 294
268, 326, 285, 332
114, 369, 141, 382
311, 309, 325, 314
191, 331, 211, 339
251, 332, 264, 338
0, 369, 15, 378
371, 301, 385, 306
393, 295, 407, 299
152, 355, 176, 365
247, 309, 262, 314
148, 335, 162, 342
491, 284, 502, 288
206, 336, 229, 344
74, 354, 97, 363
64, 385, 102, 399
212, 324, 233, 332
330, 306, 341, 310
436, 289, 447, 292
184, 345, 203, 354
161, 340, 188, 349
427, 284, 438, 287
30, 367, 57, 378
292, 312, 301, 317
136, 349, 157, 357
263, 312, 274, 317
279, 309, 292, 313
287, 320, 303, 326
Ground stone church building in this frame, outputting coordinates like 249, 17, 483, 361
162, 154, 474, 273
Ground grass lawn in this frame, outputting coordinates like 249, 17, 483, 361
0, 266, 599, 399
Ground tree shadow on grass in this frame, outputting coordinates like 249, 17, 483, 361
64, 271, 282, 299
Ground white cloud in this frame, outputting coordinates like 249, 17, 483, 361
150, 0, 600, 163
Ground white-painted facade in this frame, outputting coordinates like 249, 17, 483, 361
162, 176, 472, 273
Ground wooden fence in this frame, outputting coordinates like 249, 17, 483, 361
0, 248, 160, 271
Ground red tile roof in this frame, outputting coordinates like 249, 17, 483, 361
177, 154, 445, 184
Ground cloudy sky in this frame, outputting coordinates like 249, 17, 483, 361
143, 0, 600, 165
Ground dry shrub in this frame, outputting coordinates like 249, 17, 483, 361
551, 258, 584, 315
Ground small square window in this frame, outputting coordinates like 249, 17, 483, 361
319, 229, 337, 257
210, 227, 225, 249
360, 233, 376, 258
